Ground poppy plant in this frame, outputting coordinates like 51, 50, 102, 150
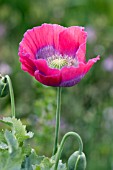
18, 23, 100, 87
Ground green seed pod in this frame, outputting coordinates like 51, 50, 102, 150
0, 75, 9, 97
68, 151, 86, 170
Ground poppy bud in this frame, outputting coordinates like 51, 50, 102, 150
68, 151, 86, 170
0, 75, 9, 97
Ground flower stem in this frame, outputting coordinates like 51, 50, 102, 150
53, 87, 62, 155
5, 75, 15, 118
54, 132, 83, 170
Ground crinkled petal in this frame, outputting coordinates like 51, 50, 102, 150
34, 59, 60, 75
18, 44, 35, 59
19, 24, 65, 61
76, 43, 86, 62
34, 59, 61, 86
34, 70, 61, 86
83, 55, 100, 74
21, 64, 34, 76
60, 56, 100, 87
20, 56, 36, 76
33, 24, 65, 51
59, 26, 87, 57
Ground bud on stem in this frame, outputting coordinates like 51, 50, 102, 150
0, 74, 15, 117
0, 74, 9, 97
54, 132, 85, 170
68, 151, 86, 170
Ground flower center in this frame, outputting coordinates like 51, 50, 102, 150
50, 58, 68, 69
47, 55, 78, 69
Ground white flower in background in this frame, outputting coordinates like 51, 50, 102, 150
0, 62, 12, 75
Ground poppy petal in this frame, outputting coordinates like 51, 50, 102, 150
20, 56, 36, 76
59, 26, 87, 56
34, 70, 61, 86
33, 24, 65, 52
60, 56, 100, 87
34, 59, 61, 75
76, 43, 86, 62
19, 24, 65, 60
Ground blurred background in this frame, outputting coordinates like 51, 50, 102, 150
0, 0, 113, 169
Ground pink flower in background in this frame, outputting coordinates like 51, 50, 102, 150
86, 26, 97, 43
0, 24, 7, 39
0, 62, 12, 75
102, 56, 113, 72
18, 23, 100, 87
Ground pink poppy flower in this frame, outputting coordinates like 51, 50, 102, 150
18, 23, 100, 87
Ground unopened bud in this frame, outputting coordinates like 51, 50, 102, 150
68, 151, 86, 170
0, 75, 9, 97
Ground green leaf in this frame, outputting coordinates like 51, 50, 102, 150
21, 156, 33, 170
0, 117, 34, 143
21, 150, 45, 170
34, 157, 54, 170
33, 156, 67, 170
29, 150, 45, 165
11, 118, 34, 143
0, 147, 24, 170
4, 130, 18, 153
0, 129, 25, 170
22, 143, 31, 156
41, 157, 53, 169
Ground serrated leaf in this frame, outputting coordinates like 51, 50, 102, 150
21, 150, 45, 170
34, 157, 54, 170
41, 157, 53, 169
12, 118, 27, 142
28, 150, 45, 165
4, 130, 18, 153
0, 117, 34, 144
11, 118, 34, 143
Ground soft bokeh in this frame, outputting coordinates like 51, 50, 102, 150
0, 0, 113, 169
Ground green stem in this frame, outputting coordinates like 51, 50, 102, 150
54, 131, 83, 170
53, 87, 62, 155
5, 75, 15, 118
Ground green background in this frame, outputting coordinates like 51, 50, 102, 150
0, 0, 113, 169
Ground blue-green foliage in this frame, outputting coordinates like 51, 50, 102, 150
0, 117, 67, 170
